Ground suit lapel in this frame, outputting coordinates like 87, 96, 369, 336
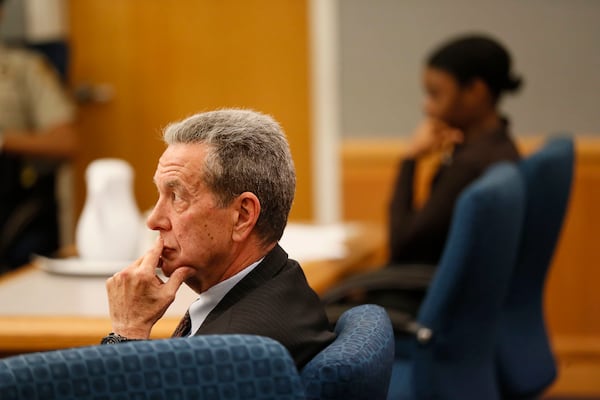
197, 244, 289, 330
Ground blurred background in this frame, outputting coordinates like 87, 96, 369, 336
340, 0, 600, 137
2, 0, 316, 226
2, 0, 598, 223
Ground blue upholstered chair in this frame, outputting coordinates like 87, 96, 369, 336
496, 136, 574, 399
0, 334, 305, 400
301, 304, 395, 400
0, 305, 394, 400
387, 163, 526, 400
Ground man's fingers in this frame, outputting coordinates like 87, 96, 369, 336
139, 236, 164, 272
164, 266, 195, 294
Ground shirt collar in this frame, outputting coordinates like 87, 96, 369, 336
188, 257, 263, 335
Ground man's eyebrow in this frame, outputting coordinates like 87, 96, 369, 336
153, 177, 183, 190
166, 179, 183, 189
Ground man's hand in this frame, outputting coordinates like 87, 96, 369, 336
106, 237, 195, 339
406, 119, 464, 158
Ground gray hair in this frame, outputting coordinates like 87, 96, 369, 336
163, 109, 296, 244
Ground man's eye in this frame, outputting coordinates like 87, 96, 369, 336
171, 192, 179, 201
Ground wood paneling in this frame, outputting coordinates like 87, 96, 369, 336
68, 0, 312, 220
341, 136, 600, 397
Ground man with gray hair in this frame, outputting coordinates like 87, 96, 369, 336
103, 109, 335, 368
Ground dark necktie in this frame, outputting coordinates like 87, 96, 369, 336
172, 310, 192, 337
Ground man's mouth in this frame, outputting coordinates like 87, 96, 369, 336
161, 247, 176, 259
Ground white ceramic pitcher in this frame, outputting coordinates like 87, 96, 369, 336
75, 159, 141, 261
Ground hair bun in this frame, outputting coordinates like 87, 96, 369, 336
504, 75, 523, 93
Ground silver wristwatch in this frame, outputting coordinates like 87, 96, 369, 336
100, 332, 143, 344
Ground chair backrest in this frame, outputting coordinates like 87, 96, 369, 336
411, 163, 526, 400
301, 304, 395, 400
496, 136, 574, 398
0, 334, 305, 400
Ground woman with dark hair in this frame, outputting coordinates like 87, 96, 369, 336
323, 34, 523, 319
389, 34, 522, 267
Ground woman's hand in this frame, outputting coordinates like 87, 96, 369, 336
406, 119, 464, 158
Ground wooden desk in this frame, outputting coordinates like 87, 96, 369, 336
0, 223, 385, 357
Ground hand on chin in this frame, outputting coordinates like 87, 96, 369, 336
177, 266, 196, 280
160, 260, 195, 279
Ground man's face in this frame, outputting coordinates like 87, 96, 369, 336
147, 143, 234, 287
422, 67, 472, 129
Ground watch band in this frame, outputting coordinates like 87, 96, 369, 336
100, 332, 143, 345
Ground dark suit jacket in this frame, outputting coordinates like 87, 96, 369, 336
192, 244, 336, 369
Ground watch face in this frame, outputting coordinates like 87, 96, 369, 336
101, 333, 143, 345
101, 333, 124, 344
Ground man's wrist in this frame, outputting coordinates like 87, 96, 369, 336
100, 332, 144, 345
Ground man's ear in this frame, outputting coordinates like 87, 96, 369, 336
231, 192, 261, 242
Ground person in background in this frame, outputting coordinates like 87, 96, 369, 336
389, 34, 522, 267
102, 109, 335, 369
323, 34, 523, 319
0, 0, 78, 271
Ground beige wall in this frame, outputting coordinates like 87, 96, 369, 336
339, 0, 600, 137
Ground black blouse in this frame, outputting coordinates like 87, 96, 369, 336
388, 120, 520, 266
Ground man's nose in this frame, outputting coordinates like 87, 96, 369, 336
146, 203, 170, 231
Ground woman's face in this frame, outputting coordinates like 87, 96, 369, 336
422, 67, 474, 129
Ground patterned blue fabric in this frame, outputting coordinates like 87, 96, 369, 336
388, 163, 526, 400
301, 304, 395, 400
0, 334, 305, 400
496, 136, 574, 398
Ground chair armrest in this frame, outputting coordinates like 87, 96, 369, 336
321, 264, 436, 304
386, 309, 433, 344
